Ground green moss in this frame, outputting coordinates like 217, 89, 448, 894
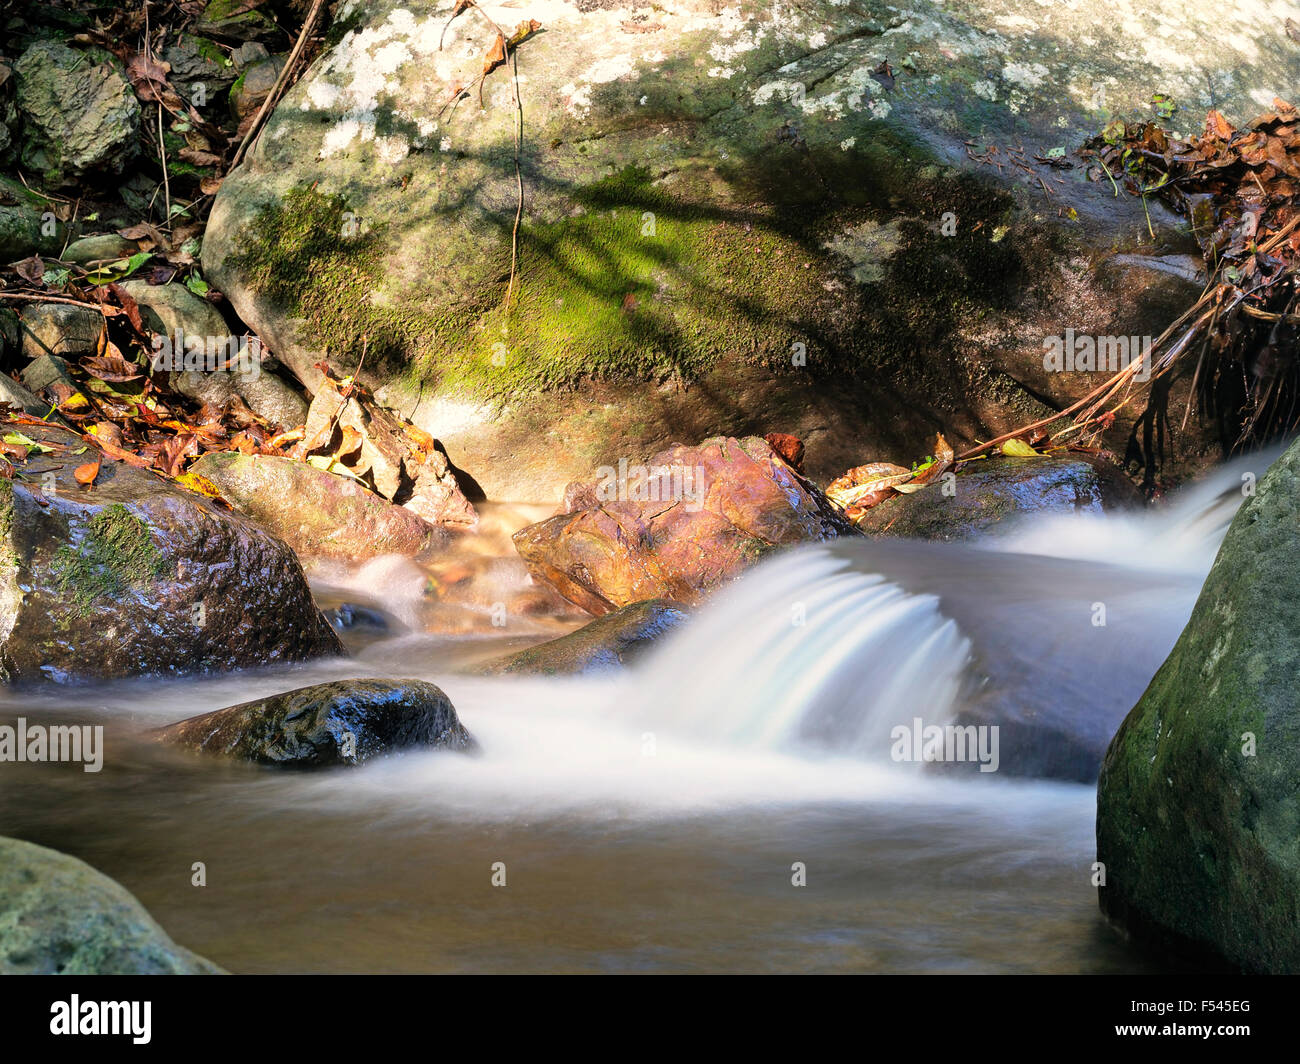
229, 163, 1028, 406
51, 504, 167, 616
444, 166, 845, 397
229, 175, 842, 400
0, 479, 13, 571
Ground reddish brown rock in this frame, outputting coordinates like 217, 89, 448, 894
763, 432, 805, 472
513, 436, 858, 614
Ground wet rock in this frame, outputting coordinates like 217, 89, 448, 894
12, 41, 140, 186
154, 678, 477, 767
190, 451, 449, 561
477, 599, 690, 676
327, 603, 390, 633
514, 436, 859, 614
229, 55, 285, 121
0, 836, 224, 974
0, 421, 343, 685
1097, 437, 1300, 973
61, 233, 140, 265
18, 303, 103, 360
854, 456, 1141, 540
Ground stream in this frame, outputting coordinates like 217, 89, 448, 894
0, 454, 1268, 974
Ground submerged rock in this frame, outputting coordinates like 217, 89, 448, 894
1097, 438, 1300, 973
855, 456, 1141, 539
0, 421, 343, 684
190, 451, 449, 561
0, 836, 223, 974
477, 599, 690, 676
155, 678, 477, 766
514, 436, 858, 614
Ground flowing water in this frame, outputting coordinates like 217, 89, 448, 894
0, 454, 1273, 973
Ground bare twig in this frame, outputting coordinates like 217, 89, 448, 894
229, 0, 327, 172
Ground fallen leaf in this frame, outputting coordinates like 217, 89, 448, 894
74, 458, 101, 487
1000, 438, 1043, 457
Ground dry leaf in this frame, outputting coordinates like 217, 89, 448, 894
74, 458, 102, 487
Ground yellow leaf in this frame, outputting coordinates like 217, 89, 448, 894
175, 472, 224, 499
1000, 439, 1042, 457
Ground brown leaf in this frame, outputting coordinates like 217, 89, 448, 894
107, 282, 146, 335
14, 255, 44, 284
178, 148, 223, 168
83, 352, 144, 383
74, 458, 102, 487
125, 52, 172, 103
483, 32, 507, 79
200, 176, 224, 197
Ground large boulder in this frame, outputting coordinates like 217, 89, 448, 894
477, 598, 690, 675
155, 678, 477, 766
190, 451, 449, 561
201, 0, 1292, 499
1097, 438, 1300, 973
0, 421, 343, 684
0, 837, 223, 974
513, 436, 858, 614
855, 455, 1142, 539
12, 40, 140, 186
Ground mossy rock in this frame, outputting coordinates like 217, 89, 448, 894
12, 40, 140, 187
0, 837, 223, 974
204, 0, 1299, 499
0, 421, 343, 685
1097, 437, 1300, 972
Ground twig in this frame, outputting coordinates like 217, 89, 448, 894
229, 0, 327, 172
157, 103, 171, 223
0, 293, 114, 313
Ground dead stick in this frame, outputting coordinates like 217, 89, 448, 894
229, 0, 327, 172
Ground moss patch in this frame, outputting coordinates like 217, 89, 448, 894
228, 160, 1031, 408
51, 504, 167, 616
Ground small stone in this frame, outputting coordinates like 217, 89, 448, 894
19, 304, 103, 360
154, 678, 477, 767
61, 233, 139, 265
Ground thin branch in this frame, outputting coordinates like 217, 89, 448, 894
229, 0, 327, 172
